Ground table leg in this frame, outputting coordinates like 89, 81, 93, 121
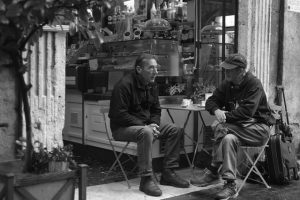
166, 109, 175, 123
191, 111, 208, 167
182, 111, 193, 168
166, 109, 194, 168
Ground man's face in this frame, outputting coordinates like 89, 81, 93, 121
137, 58, 158, 83
225, 67, 244, 84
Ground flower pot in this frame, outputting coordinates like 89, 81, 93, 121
192, 97, 203, 105
48, 161, 69, 172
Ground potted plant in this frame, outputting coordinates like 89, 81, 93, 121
190, 82, 206, 104
204, 84, 216, 101
0, 139, 87, 200
48, 144, 76, 172
190, 83, 216, 104
16, 139, 77, 174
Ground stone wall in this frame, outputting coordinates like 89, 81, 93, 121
0, 26, 68, 161
0, 67, 19, 161
283, 1, 300, 156
239, 0, 300, 156
24, 25, 68, 150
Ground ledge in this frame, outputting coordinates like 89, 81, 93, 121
43, 25, 69, 32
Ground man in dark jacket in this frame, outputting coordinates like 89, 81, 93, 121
190, 53, 274, 200
109, 53, 189, 197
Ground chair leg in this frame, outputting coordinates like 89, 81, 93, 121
237, 147, 271, 195
243, 150, 271, 188
191, 125, 206, 167
105, 142, 131, 188
105, 142, 129, 177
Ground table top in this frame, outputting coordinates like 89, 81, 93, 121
160, 104, 206, 111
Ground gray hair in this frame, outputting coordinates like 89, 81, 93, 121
134, 53, 158, 69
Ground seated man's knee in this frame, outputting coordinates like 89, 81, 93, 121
137, 126, 154, 141
166, 123, 183, 136
222, 134, 238, 144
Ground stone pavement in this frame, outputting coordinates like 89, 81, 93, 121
74, 167, 300, 200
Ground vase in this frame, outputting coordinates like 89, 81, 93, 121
48, 161, 69, 172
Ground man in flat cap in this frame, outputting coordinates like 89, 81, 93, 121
190, 53, 275, 199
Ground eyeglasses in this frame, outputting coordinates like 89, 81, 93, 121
144, 64, 161, 72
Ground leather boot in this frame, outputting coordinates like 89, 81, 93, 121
190, 168, 220, 187
160, 168, 190, 188
139, 176, 162, 197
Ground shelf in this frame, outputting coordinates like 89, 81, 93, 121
102, 38, 178, 45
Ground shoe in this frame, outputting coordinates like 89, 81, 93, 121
160, 169, 190, 188
190, 168, 220, 187
139, 176, 162, 197
215, 181, 238, 200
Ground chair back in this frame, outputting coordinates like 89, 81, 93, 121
99, 106, 113, 139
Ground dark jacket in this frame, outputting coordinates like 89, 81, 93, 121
109, 71, 161, 131
205, 72, 274, 126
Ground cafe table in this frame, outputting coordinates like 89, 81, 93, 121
160, 103, 209, 168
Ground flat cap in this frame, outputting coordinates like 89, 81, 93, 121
220, 53, 247, 69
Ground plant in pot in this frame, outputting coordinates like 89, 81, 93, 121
190, 82, 206, 104
204, 84, 216, 101
48, 144, 77, 173
190, 83, 216, 104
0, 139, 85, 200
16, 139, 77, 174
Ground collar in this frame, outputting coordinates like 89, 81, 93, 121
133, 71, 147, 90
239, 71, 252, 88
229, 71, 252, 89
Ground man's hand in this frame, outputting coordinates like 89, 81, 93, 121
147, 123, 160, 138
214, 109, 227, 123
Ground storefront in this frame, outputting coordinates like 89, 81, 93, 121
62, 0, 265, 157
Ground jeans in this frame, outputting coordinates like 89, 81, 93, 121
211, 121, 270, 180
112, 123, 184, 176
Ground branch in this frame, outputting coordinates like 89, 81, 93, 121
18, 21, 48, 51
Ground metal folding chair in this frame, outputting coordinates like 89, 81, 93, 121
236, 137, 271, 196
236, 104, 281, 196
100, 107, 137, 188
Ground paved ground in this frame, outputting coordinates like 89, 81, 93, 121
74, 167, 300, 200
70, 142, 300, 200
163, 177, 300, 200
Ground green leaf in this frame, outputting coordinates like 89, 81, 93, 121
6, 3, 23, 17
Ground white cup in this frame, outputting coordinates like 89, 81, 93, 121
181, 99, 191, 107
205, 93, 213, 101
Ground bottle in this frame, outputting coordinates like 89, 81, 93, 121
156, 5, 161, 19
116, 6, 122, 22
167, 3, 172, 20
162, 2, 168, 19
176, 0, 187, 21
150, 2, 157, 19
112, 7, 117, 25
